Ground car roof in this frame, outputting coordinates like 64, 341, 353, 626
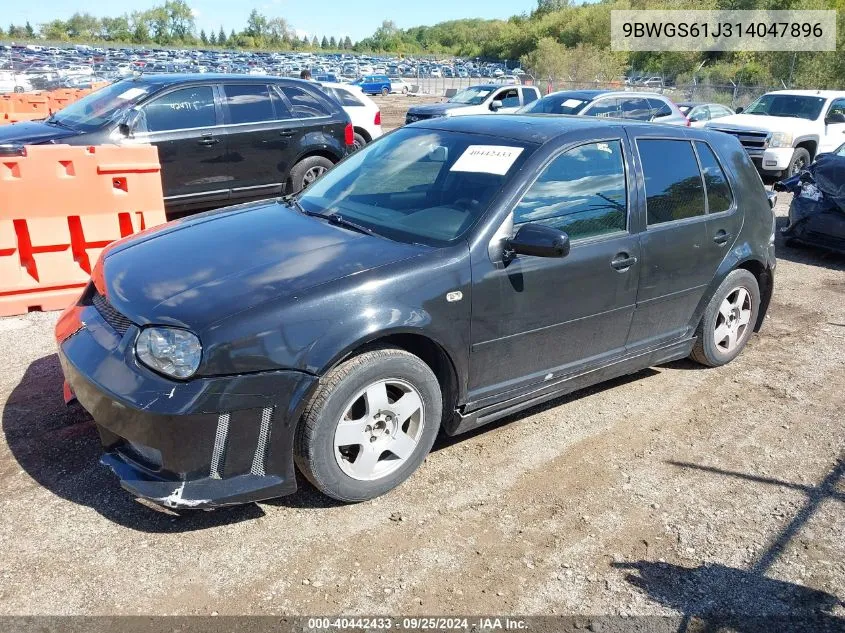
409, 113, 690, 143
124, 73, 310, 86
765, 89, 845, 98
544, 89, 611, 100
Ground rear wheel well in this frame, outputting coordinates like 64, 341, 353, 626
294, 149, 341, 168
736, 259, 772, 331
335, 334, 459, 428
795, 140, 817, 161
353, 126, 371, 143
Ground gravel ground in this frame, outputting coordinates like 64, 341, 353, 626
0, 115, 843, 620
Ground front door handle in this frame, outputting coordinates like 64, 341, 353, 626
611, 253, 637, 271
713, 229, 732, 245
278, 129, 296, 137
197, 135, 219, 146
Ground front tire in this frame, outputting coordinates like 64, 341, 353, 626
690, 269, 760, 367
787, 147, 810, 177
289, 155, 333, 193
295, 347, 442, 502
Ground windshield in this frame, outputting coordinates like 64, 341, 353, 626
743, 94, 826, 120
298, 127, 535, 246
519, 93, 590, 115
448, 86, 494, 105
48, 80, 152, 132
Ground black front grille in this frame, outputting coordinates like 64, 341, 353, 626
92, 291, 134, 335
710, 127, 770, 150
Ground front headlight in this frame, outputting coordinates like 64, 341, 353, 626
136, 327, 202, 379
769, 131, 794, 148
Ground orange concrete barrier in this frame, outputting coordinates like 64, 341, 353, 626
0, 144, 167, 316
0, 112, 44, 125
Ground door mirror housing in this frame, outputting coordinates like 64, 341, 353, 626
504, 223, 570, 263
825, 112, 845, 124
490, 99, 503, 112
118, 109, 141, 137
734, 106, 744, 114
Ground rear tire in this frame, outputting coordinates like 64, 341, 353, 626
295, 347, 442, 502
690, 269, 760, 367
289, 155, 333, 193
352, 132, 367, 151
381, 87, 389, 96
787, 147, 811, 177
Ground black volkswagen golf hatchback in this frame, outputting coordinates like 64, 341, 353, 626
0, 74, 352, 215
56, 115, 776, 508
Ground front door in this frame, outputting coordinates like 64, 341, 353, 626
468, 136, 640, 407
133, 85, 228, 205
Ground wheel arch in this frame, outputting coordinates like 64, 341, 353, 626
795, 138, 818, 161
735, 258, 773, 332
320, 330, 461, 430
353, 126, 372, 143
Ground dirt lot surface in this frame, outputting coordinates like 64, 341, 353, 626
0, 120, 843, 619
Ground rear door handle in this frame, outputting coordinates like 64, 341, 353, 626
713, 230, 732, 245
197, 135, 219, 146
611, 253, 637, 271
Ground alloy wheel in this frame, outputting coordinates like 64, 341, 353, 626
333, 379, 425, 481
303, 165, 327, 186
714, 287, 753, 353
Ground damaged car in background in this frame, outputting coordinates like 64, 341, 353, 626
775, 143, 845, 254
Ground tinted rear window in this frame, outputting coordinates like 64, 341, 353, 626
695, 141, 733, 214
638, 139, 705, 225
279, 85, 332, 118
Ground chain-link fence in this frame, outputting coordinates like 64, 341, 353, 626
407, 73, 537, 97
535, 79, 776, 110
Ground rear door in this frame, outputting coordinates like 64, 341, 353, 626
133, 84, 227, 205
520, 87, 539, 108
220, 82, 292, 199
625, 133, 725, 351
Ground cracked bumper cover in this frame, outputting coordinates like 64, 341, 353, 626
56, 303, 318, 509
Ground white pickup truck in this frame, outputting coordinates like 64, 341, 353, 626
705, 90, 845, 178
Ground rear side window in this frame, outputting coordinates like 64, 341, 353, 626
139, 86, 216, 132
330, 87, 364, 107
621, 98, 651, 120
521, 88, 538, 105
638, 139, 705, 225
279, 85, 331, 118
513, 140, 627, 240
647, 98, 673, 119
695, 141, 733, 214
223, 84, 275, 124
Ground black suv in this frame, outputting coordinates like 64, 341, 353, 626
0, 74, 352, 214
56, 115, 777, 509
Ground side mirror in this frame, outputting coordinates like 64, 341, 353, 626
118, 109, 141, 137
825, 112, 845, 124
504, 223, 570, 262
490, 99, 503, 112
735, 106, 744, 114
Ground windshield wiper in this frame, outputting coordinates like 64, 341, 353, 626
287, 198, 375, 236
44, 116, 75, 130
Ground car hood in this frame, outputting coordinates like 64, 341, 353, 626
101, 201, 426, 331
705, 114, 815, 134
407, 102, 470, 116
0, 120, 80, 144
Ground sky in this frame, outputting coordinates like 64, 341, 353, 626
6, 0, 539, 42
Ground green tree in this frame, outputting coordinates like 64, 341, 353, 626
311, 35, 319, 48
101, 16, 131, 41
329, 35, 337, 49
41, 20, 69, 41
24, 21, 34, 38
267, 17, 290, 45
343, 35, 352, 49
246, 9, 268, 39
321, 35, 329, 49
199, 28, 207, 44
209, 30, 216, 45
218, 25, 226, 46
230, 28, 237, 46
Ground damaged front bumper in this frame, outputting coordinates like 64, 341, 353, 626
56, 302, 318, 509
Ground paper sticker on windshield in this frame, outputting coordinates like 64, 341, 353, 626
450, 145, 524, 176
561, 98, 584, 108
117, 87, 147, 101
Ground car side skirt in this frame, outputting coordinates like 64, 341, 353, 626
446, 337, 695, 436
